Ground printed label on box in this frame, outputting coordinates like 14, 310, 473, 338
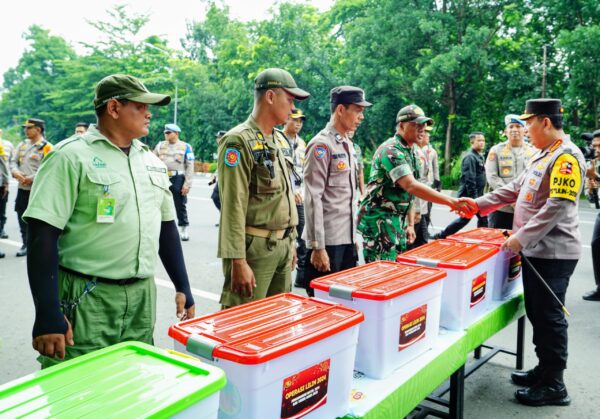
281, 359, 330, 419
399, 304, 427, 351
470, 272, 487, 308
508, 255, 522, 281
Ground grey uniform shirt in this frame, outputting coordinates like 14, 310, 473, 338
0, 153, 8, 185
485, 141, 535, 213
477, 138, 585, 259
153, 140, 195, 188
303, 122, 358, 249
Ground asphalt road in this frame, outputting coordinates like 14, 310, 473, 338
0, 176, 598, 418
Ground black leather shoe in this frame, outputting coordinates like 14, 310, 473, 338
0, 250, 5, 258
515, 383, 571, 406
16, 245, 27, 257
511, 367, 542, 387
582, 288, 600, 301
0, 229, 7, 239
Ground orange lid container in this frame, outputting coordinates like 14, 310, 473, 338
446, 227, 512, 247
396, 239, 499, 269
310, 261, 446, 301
168, 293, 364, 365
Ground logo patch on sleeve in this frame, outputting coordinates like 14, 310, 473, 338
314, 145, 328, 160
225, 148, 240, 167
549, 154, 581, 201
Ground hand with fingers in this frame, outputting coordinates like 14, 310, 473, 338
32, 316, 74, 360
175, 292, 195, 321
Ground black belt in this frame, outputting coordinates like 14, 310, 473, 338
59, 266, 145, 285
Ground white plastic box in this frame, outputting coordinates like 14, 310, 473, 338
169, 293, 364, 419
397, 240, 499, 331
447, 228, 523, 300
310, 261, 446, 379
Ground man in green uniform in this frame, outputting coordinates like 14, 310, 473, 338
23, 74, 195, 367
217, 68, 309, 308
358, 104, 468, 262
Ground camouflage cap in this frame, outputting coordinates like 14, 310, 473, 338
22, 118, 45, 129
396, 104, 432, 124
94, 74, 171, 108
254, 68, 310, 100
519, 98, 563, 120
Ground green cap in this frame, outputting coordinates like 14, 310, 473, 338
254, 68, 310, 100
396, 104, 433, 124
94, 74, 171, 108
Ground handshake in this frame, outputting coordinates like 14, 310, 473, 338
450, 197, 479, 218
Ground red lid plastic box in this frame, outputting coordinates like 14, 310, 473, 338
310, 261, 446, 379
168, 293, 364, 419
397, 240, 499, 331
0, 342, 226, 419
447, 228, 523, 300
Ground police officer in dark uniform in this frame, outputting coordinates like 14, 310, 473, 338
435, 132, 487, 238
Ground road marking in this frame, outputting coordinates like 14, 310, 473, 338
0, 239, 22, 248
155, 277, 221, 302
187, 196, 212, 201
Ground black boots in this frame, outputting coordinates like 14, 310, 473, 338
582, 287, 600, 301
513, 369, 570, 406
16, 244, 27, 257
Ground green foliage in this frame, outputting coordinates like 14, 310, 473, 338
1, 1, 599, 171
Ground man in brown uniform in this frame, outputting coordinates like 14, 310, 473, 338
11, 118, 53, 256
217, 68, 309, 307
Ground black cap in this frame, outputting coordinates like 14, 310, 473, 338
330, 86, 372, 107
216, 130, 227, 138
519, 98, 563, 120
22, 118, 45, 129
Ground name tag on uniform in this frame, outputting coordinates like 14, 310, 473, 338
97, 185, 115, 223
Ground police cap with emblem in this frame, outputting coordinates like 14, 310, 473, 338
254, 68, 310, 100
164, 123, 181, 133
22, 118, 45, 129
94, 74, 171, 108
519, 98, 563, 120
330, 86, 372, 107
290, 108, 306, 120
504, 114, 525, 127
396, 104, 433, 124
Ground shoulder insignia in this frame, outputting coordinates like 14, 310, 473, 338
549, 153, 581, 201
225, 148, 241, 167
314, 144, 328, 160
549, 139, 563, 153
488, 151, 496, 161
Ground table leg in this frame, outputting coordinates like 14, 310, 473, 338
474, 345, 482, 359
449, 364, 465, 419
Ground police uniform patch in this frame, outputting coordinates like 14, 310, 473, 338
314, 145, 328, 160
524, 191, 534, 202
225, 148, 240, 167
502, 168, 510, 175
488, 152, 496, 161
549, 153, 581, 201
337, 160, 347, 170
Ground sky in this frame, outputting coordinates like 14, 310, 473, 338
0, 0, 335, 77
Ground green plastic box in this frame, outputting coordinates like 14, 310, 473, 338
0, 341, 226, 418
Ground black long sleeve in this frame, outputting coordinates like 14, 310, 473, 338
158, 220, 195, 308
461, 152, 479, 198
27, 218, 67, 338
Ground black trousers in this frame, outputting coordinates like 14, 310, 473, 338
169, 175, 189, 226
438, 212, 487, 238
303, 244, 358, 297
211, 182, 221, 211
15, 189, 30, 245
295, 204, 308, 287
592, 212, 600, 287
488, 210, 514, 230
411, 213, 430, 248
0, 188, 8, 230
522, 257, 577, 372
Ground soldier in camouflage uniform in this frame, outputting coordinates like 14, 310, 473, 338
358, 105, 467, 262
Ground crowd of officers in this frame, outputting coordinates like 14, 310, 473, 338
0, 67, 594, 410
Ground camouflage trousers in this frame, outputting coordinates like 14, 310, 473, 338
357, 209, 406, 263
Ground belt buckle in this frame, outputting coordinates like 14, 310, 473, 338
168, 170, 173, 177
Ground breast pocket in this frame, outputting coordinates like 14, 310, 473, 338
149, 172, 172, 204
254, 165, 281, 194
84, 171, 127, 211
328, 170, 349, 187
